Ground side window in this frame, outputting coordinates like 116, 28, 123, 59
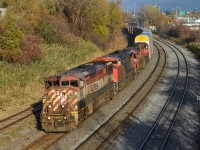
61, 81, 69, 86
71, 80, 78, 87
133, 54, 137, 58
53, 81, 60, 86
45, 81, 52, 89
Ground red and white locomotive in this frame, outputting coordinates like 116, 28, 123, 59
41, 61, 113, 132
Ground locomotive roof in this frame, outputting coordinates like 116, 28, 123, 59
104, 49, 132, 60
53, 61, 109, 80
128, 46, 140, 53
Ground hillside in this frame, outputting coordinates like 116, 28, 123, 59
0, 0, 126, 118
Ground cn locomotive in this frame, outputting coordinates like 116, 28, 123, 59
40, 27, 153, 132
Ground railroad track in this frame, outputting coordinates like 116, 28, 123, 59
74, 42, 167, 150
0, 101, 42, 132
137, 39, 188, 150
26, 132, 67, 150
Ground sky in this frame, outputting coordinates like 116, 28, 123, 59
121, 0, 200, 12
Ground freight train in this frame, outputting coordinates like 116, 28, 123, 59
40, 26, 153, 132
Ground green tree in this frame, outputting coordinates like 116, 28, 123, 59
108, 1, 123, 37
0, 16, 22, 53
88, 0, 109, 38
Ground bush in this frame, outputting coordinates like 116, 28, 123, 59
167, 27, 179, 37
17, 35, 44, 64
0, 34, 44, 64
187, 42, 200, 52
35, 14, 71, 44
35, 19, 58, 44
0, 49, 18, 63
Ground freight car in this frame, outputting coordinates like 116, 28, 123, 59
40, 26, 153, 132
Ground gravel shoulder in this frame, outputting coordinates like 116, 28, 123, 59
164, 40, 200, 150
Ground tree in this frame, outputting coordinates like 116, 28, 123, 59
87, 0, 109, 38
57, 0, 96, 31
0, 16, 22, 53
140, 5, 170, 32
108, 1, 123, 37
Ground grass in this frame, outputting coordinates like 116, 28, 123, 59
187, 42, 200, 51
0, 39, 103, 117
0, 32, 127, 119
0, 136, 11, 147
0, 116, 37, 148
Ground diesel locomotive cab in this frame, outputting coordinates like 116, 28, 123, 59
41, 75, 83, 132
135, 42, 149, 62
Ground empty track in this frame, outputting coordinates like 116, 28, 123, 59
138, 39, 188, 150
0, 101, 42, 132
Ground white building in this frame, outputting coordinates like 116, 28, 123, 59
183, 19, 200, 30
0, 8, 7, 17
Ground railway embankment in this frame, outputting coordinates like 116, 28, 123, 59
0, 32, 127, 149
0, 0, 124, 120
0, 32, 127, 120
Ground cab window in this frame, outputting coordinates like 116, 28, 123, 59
111, 61, 117, 64
53, 81, 60, 86
45, 81, 52, 89
62, 81, 69, 86
71, 80, 78, 87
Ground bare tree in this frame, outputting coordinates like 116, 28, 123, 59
56, 0, 96, 31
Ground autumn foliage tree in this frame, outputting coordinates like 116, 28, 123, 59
140, 5, 169, 32
0, 0, 124, 63
57, 0, 123, 47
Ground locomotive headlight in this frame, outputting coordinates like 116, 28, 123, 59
47, 116, 51, 120
64, 116, 67, 119
48, 105, 52, 108
62, 105, 65, 108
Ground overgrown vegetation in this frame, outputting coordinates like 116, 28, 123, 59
0, 41, 102, 111
163, 25, 200, 56
0, 0, 123, 64
0, 0, 125, 113
187, 42, 200, 55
